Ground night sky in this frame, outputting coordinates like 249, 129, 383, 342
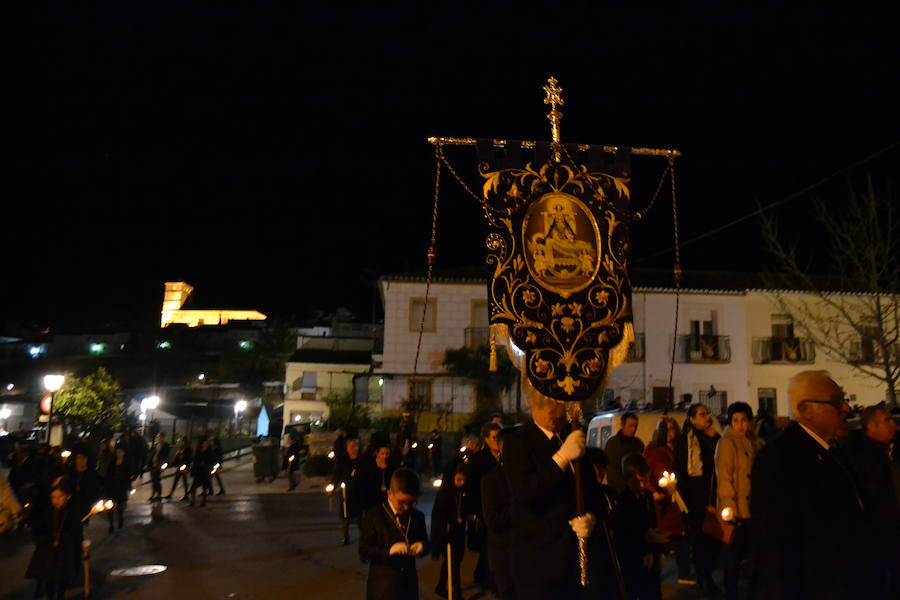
10, 2, 899, 330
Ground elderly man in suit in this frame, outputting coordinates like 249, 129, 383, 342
751, 370, 878, 600
503, 383, 604, 600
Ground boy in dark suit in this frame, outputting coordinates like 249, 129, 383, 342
359, 468, 430, 600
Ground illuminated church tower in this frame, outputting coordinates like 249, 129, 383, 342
160, 281, 265, 328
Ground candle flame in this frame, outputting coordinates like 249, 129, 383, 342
340, 482, 346, 489
427, 443, 434, 449
411, 442, 418, 449
658, 477, 669, 488
180, 465, 186, 471
160, 463, 168, 470
433, 478, 442, 488
104, 500, 114, 510
721, 507, 733, 521
459, 446, 466, 453
325, 483, 334, 493
328, 451, 335, 459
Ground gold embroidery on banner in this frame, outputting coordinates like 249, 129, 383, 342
481, 160, 633, 400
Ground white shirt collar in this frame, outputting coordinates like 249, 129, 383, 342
534, 420, 558, 441
798, 422, 832, 451
386, 496, 400, 516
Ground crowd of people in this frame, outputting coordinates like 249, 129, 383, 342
0, 429, 232, 599
342, 370, 899, 600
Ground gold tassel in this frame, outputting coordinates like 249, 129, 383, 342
489, 337, 498, 372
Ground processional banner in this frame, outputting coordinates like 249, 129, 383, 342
477, 141, 634, 402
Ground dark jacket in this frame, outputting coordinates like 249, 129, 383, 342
751, 422, 877, 600
191, 446, 215, 484
503, 421, 605, 600
841, 430, 900, 544
481, 464, 514, 548
147, 442, 170, 470
172, 444, 193, 470
333, 454, 362, 519
612, 486, 661, 595
605, 431, 645, 491
359, 503, 430, 600
103, 460, 131, 503
357, 460, 395, 513
25, 505, 82, 582
69, 467, 100, 522
673, 426, 720, 528
431, 484, 473, 553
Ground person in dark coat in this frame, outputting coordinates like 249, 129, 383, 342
286, 433, 303, 491
25, 482, 82, 600
840, 404, 899, 597
466, 422, 502, 593
103, 447, 131, 532
359, 468, 430, 600
146, 433, 169, 502
358, 443, 395, 513
333, 437, 362, 545
480, 427, 518, 600
68, 450, 100, 523
605, 412, 645, 492
210, 437, 226, 496
431, 463, 473, 598
751, 370, 879, 600
128, 431, 148, 481
503, 386, 605, 600
188, 437, 214, 507
612, 453, 667, 600
428, 430, 444, 477
165, 437, 193, 500
672, 403, 720, 593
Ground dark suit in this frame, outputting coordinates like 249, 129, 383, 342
481, 464, 516, 600
147, 441, 170, 499
503, 421, 603, 600
751, 421, 878, 600
359, 503, 430, 600
467, 447, 498, 588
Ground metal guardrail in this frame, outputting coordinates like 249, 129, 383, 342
676, 335, 731, 363
752, 337, 816, 364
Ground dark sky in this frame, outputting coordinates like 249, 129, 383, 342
9, 2, 899, 330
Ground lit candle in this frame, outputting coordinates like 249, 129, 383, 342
325, 483, 335, 494
721, 507, 733, 521
179, 465, 186, 472
658, 477, 669, 488
433, 478, 443, 488
104, 500, 114, 510
411, 442, 418, 449
328, 451, 335, 459
61, 450, 72, 459
160, 463, 168, 470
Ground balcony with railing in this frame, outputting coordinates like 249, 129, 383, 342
464, 327, 491, 349
752, 337, 816, 364
675, 334, 731, 363
849, 340, 900, 365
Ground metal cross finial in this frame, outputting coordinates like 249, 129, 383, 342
543, 76, 564, 161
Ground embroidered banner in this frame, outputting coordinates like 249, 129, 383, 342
479, 144, 634, 401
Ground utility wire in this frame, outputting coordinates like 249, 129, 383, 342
634, 141, 898, 263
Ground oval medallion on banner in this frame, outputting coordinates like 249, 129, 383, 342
522, 192, 600, 298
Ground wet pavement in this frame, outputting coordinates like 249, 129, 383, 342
0, 457, 731, 599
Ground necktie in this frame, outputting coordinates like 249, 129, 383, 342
552, 434, 563, 450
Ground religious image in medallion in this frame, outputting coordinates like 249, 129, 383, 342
522, 191, 601, 298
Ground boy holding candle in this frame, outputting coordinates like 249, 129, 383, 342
431, 463, 473, 599
25, 482, 82, 600
359, 468, 430, 600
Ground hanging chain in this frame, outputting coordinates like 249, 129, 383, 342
435, 145, 492, 221
412, 143, 442, 378
633, 162, 672, 222
665, 154, 682, 414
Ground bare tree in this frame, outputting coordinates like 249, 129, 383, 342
761, 177, 899, 408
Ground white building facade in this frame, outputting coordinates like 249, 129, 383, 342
378, 273, 894, 423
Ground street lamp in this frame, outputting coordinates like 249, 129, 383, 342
141, 395, 160, 436
0, 406, 11, 433
43, 374, 65, 444
234, 399, 247, 433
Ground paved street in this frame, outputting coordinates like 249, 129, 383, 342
1, 457, 724, 599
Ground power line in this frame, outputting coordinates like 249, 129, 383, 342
633, 141, 899, 263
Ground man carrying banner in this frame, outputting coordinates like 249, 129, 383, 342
503, 384, 605, 599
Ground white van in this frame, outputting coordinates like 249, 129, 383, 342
587, 409, 710, 449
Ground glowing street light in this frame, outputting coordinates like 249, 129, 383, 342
233, 399, 248, 433
43, 375, 65, 444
